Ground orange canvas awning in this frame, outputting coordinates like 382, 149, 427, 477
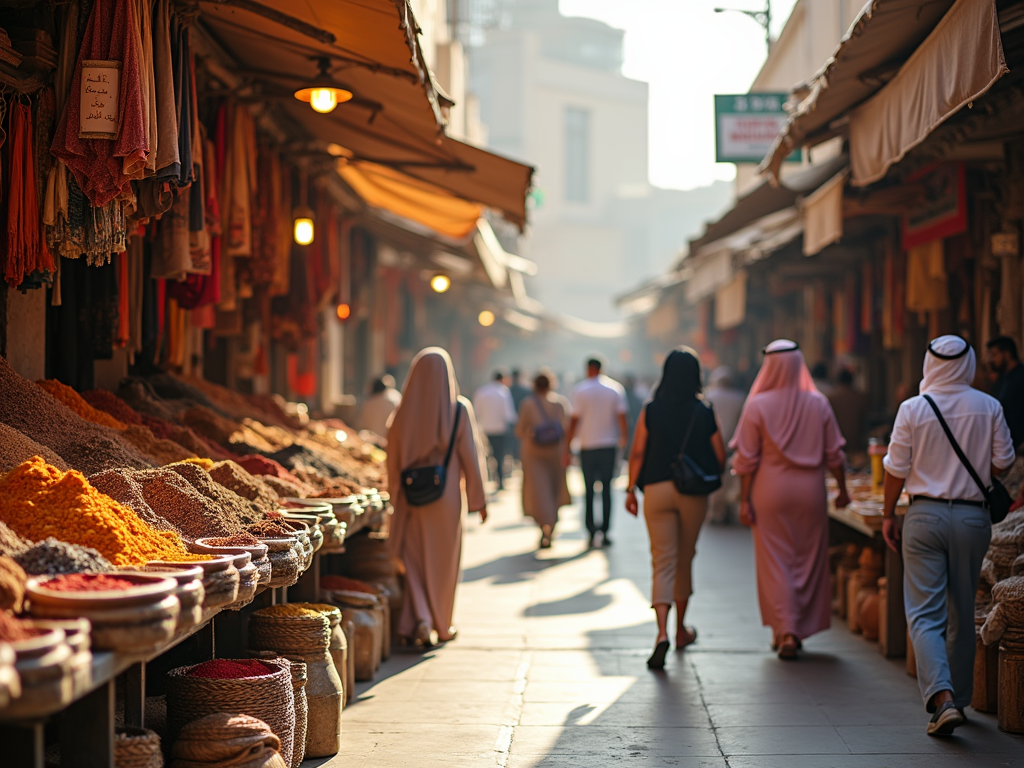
197, 0, 533, 229
339, 161, 483, 240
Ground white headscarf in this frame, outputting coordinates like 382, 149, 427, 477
919, 335, 976, 396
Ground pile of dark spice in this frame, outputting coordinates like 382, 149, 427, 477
81, 389, 144, 426
268, 444, 346, 481
262, 474, 316, 499
203, 533, 261, 547
116, 378, 179, 421
88, 469, 177, 532
179, 406, 273, 455
208, 461, 280, 515
42, 573, 139, 592
0, 424, 70, 473
166, 463, 266, 529
93, 467, 245, 541
146, 373, 228, 415
0, 522, 29, 556
248, 520, 293, 537
0, 357, 153, 475
123, 425, 196, 465
14, 538, 112, 575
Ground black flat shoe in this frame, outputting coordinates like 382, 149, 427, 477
647, 640, 670, 670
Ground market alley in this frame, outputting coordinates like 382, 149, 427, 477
329, 473, 1024, 768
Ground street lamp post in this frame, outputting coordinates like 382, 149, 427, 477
715, 1, 772, 53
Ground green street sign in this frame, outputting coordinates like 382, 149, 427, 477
715, 93, 800, 164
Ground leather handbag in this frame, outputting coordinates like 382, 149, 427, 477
401, 403, 462, 507
922, 395, 1011, 524
531, 395, 564, 446
669, 402, 722, 496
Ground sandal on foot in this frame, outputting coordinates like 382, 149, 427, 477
647, 640, 670, 670
927, 702, 964, 736
777, 636, 800, 660
676, 626, 698, 649
414, 621, 438, 648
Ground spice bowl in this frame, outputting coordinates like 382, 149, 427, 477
200, 548, 259, 610
133, 564, 205, 632
27, 618, 92, 694
0, 642, 20, 708
192, 538, 269, 561
259, 536, 301, 588
4, 627, 73, 717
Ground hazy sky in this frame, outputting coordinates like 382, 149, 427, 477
559, 0, 799, 192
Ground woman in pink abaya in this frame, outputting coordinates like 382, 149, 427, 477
387, 348, 488, 647
731, 340, 851, 659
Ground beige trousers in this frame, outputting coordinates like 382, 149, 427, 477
642, 480, 708, 606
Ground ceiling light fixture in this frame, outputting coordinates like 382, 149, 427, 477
294, 57, 354, 114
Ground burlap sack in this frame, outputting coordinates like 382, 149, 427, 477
169, 714, 288, 768
981, 575, 1024, 645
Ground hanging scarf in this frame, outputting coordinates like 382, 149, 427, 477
6, 100, 55, 287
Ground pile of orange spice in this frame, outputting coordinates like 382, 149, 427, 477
0, 457, 209, 567
35, 380, 127, 431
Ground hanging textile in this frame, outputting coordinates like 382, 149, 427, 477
5, 99, 56, 288
174, 18, 195, 188
151, 186, 191, 279
222, 104, 255, 258
127, 233, 144, 362
51, 0, 149, 206
248, 144, 278, 286
134, 0, 157, 173
906, 238, 949, 312
117, 251, 129, 347
49, 177, 128, 266
152, 0, 178, 175
271, 153, 291, 297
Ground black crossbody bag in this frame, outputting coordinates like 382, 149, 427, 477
401, 403, 462, 507
670, 402, 722, 496
922, 394, 1011, 524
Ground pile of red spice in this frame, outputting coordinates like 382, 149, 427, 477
320, 575, 378, 594
204, 533, 260, 547
0, 611, 40, 641
236, 455, 294, 481
82, 390, 144, 426
187, 659, 275, 679
42, 574, 141, 592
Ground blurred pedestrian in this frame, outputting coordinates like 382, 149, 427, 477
986, 336, 1024, 449
360, 374, 401, 440
732, 340, 850, 660
387, 348, 488, 648
567, 357, 629, 548
623, 375, 645, 445
827, 368, 868, 454
516, 371, 571, 549
811, 362, 833, 397
509, 369, 531, 463
882, 335, 1014, 736
626, 348, 726, 669
704, 367, 746, 524
473, 370, 518, 492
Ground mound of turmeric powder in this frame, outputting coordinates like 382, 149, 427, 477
0, 457, 208, 566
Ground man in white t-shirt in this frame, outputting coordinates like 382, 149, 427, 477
567, 358, 629, 547
473, 370, 518, 491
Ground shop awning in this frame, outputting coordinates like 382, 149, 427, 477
197, 0, 533, 229
761, 0, 958, 180
848, 0, 1007, 186
802, 169, 848, 256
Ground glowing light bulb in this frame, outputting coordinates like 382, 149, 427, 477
309, 88, 338, 114
336, 303, 352, 321
478, 310, 495, 327
294, 217, 314, 245
430, 274, 451, 293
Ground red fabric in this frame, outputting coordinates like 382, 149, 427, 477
5, 101, 55, 286
50, 0, 148, 206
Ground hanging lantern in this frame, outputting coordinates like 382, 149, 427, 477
430, 274, 451, 293
293, 205, 315, 245
294, 58, 353, 115
478, 310, 495, 327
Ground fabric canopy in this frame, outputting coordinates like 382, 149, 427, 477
338, 160, 483, 240
802, 169, 847, 256
849, 0, 1007, 186
761, 0, 958, 180
198, 0, 533, 228
715, 271, 747, 330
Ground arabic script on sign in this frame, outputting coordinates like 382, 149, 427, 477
79, 60, 121, 140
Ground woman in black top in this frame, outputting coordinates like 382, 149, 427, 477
626, 348, 726, 669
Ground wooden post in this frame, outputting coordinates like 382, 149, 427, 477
0, 722, 44, 768
60, 679, 115, 767
124, 662, 145, 727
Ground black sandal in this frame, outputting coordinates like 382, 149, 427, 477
647, 640, 670, 670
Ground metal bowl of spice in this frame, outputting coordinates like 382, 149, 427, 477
151, 554, 235, 577
192, 535, 269, 561
27, 573, 178, 611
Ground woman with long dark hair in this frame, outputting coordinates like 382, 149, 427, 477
626, 348, 726, 669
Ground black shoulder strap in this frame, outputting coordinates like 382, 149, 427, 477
443, 402, 463, 468
676, 400, 699, 459
921, 394, 990, 499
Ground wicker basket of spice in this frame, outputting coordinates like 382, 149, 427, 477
114, 725, 162, 768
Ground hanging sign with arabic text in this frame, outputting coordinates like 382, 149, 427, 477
79, 60, 121, 140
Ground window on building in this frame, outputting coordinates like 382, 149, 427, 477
564, 107, 590, 203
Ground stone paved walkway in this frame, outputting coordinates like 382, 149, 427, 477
319, 473, 1024, 767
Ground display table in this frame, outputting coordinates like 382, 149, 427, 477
828, 502, 906, 658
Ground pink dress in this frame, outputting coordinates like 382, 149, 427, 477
732, 391, 846, 640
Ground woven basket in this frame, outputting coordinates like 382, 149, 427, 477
288, 662, 307, 768
166, 660, 294, 767
115, 726, 163, 768
248, 611, 331, 657
169, 713, 288, 768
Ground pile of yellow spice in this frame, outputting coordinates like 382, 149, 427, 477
0, 457, 209, 567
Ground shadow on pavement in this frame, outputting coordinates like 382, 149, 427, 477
461, 548, 592, 584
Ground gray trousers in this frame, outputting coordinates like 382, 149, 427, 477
902, 499, 991, 710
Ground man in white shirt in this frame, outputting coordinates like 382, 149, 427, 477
882, 336, 1015, 737
567, 357, 629, 547
360, 375, 401, 441
473, 370, 518, 491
